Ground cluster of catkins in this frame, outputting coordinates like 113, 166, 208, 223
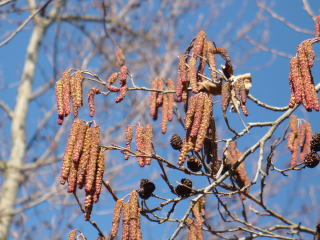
149, 77, 175, 133
288, 16, 320, 111
105, 46, 129, 103
60, 119, 104, 220
176, 31, 234, 99
124, 125, 153, 167
55, 70, 84, 124
186, 196, 205, 240
178, 92, 213, 166
287, 115, 312, 167
221, 73, 252, 116
110, 191, 142, 240
224, 141, 250, 200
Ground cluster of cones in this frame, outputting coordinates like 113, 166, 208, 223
55, 70, 84, 124
60, 119, 104, 220
288, 16, 320, 111
224, 141, 250, 200
178, 92, 213, 166
149, 77, 175, 133
110, 191, 142, 240
124, 124, 153, 167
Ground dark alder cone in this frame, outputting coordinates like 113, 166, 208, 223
115, 45, 126, 67
187, 156, 202, 172
311, 133, 320, 152
304, 151, 320, 168
138, 179, 155, 200
110, 199, 123, 240
175, 178, 192, 197
88, 88, 101, 117
170, 134, 183, 150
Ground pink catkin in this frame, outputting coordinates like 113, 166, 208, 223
135, 126, 145, 167
150, 79, 158, 119
190, 93, 205, 137
188, 56, 198, 93
62, 71, 71, 116
144, 124, 153, 165
119, 65, 128, 86
156, 77, 164, 106
115, 85, 128, 103
161, 94, 169, 134
88, 88, 101, 117
176, 56, 187, 99
167, 79, 175, 121
124, 125, 134, 160
314, 15, 320, 38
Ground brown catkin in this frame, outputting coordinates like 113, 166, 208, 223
297, 122, 306, 147
115, 85, 128, 103
287, 132, 296, 152
88, 88, 101, 117
85, 125, 100, 193
161, 94, 169, 134
197, 40, 208, 82
206, 40, 218, 83
62, 70, 72, 116
121, 202, 130, 240
156, 77, 164, 106
144, 124, 153, 165
289, 57, 304, 105
106, 72, 120, 92
124, 125, 134, 160
129, 191, 140, 240
167, 79, 175, 121
115, 45, 126, 67
60, 120, 82, 184
72, 123, 90, 165
315, 15, 320, 38
192, 30, 206, 56
67, 161, 78, 193
300, 122, 312, 162
195, 94, 213, 152
55, 80, 64, 122
190, 93, 205, 137
72, 70, 84, 117
84, 192, 94, 221
304, 39, 315, 67
119, 65, 128, 87
291, 137, 299, 167
188, 56, 198, 93
185, 95, 197, 130
192, 197, 205, 240
289, 115, 298, 133
93, 149, 105, 203
110, 199, 123, 239
221, 82, 231, 112
68, 230, 77, 240
77, 127, 93, 188
135, 126, 145, 167
150, 79, 158, 119
178, 138, 190, 166
176, 55, 187, 99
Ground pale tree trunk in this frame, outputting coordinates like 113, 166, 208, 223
0, 0, 63, 238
